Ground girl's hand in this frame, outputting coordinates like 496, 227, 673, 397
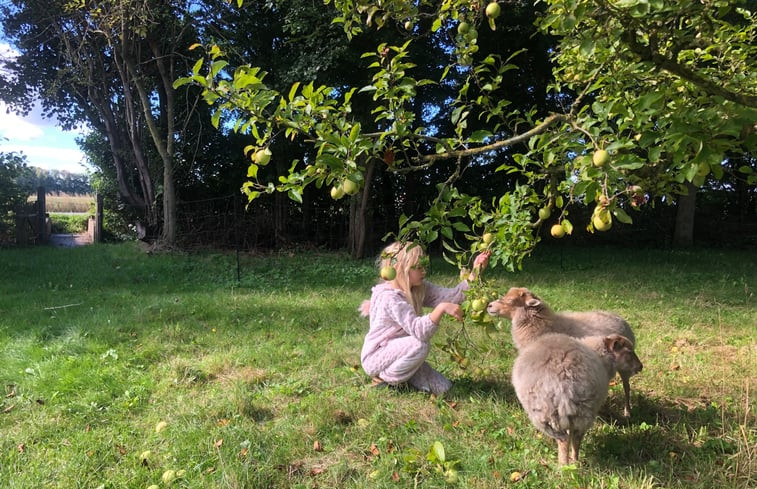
473, 250, 491, 270
430, 302, 463, 324
467, 250, 492, 281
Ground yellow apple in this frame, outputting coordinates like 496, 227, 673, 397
486, 2, 501, 19
592, 149, 610, 167
550, 224, 565, 238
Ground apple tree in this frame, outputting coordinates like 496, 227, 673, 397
175, 0, 756, 270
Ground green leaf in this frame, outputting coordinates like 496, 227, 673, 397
287, 188, 302, 203
210, 110, 221, 129
288, 82, 300, 102
470, 130, 492, 143
192, 57, 203, 76
562, 219, 573, 235
613, 207, 633, 224
429, 441, 445, 463
579, 38, 595, 57
210, 60, 228, 78
451, 222, 470, 232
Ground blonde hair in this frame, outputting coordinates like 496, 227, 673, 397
378, 241, 426, 314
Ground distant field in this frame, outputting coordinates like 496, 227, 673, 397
28, 193, 94, 213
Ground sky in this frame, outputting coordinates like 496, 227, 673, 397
0, 101, 90, 175
0, 41, 89, 175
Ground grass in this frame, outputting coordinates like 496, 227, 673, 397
49, 213, 90, 234
0, 243, 754, 489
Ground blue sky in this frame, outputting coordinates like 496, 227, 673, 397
0, 101, 89, 174
1, 40, 89, 174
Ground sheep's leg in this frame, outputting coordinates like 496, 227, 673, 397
621, 373, 632, 417
557, 438, 570, 466
568, 432, 583, 464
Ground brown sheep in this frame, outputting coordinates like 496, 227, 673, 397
512, 333, 643, 465
488, 287, 642, 417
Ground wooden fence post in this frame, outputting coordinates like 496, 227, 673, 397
36, 186, 48, 244
94, 193, 103, 243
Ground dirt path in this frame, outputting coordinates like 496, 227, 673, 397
49, 234, 92, 247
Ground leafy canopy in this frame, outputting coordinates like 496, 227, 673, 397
175, 0, 757, 270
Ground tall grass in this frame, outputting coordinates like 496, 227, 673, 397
0, 243, 754, 488
29, 193, 94, 213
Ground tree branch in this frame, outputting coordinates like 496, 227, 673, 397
411, 113, 568, 164
624, 29, 757, 109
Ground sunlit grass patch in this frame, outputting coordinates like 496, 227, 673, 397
0, 243, 754, 488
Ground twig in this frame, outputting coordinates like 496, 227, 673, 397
43, 303, 82, 310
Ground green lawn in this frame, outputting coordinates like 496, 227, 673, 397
0, 243, 754, 488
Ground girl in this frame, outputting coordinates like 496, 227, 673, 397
360, 241, 490, 395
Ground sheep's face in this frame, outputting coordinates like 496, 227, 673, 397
604, 334, 643, 375
487, 287, 540, 318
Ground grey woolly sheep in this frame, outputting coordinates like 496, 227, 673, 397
511, 333, 642, 466
487, 287, 641, 417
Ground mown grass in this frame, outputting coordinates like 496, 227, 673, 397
0, 243, 754, 489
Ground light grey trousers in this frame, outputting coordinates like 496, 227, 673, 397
362, 336, 452, 395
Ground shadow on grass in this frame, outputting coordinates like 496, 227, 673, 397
584, 393, 746, 485
447, 376, 519, 404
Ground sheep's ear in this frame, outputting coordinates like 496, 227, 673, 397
524, 298, 541, 308
605, 334, 632, 352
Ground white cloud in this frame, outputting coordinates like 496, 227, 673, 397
1, 102, 89, 173
3, 142, 87, 173
0, 102, 45, 141
1, 43, 88, 174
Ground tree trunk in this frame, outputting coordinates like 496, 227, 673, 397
673, 181, 697, 247
274, 191, 288, 247
348, 159, 376, 258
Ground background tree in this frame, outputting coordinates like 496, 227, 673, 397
0, 0, 209, 247
0, 150, 33, 242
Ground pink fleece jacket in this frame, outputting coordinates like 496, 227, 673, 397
360, 280, 468, 365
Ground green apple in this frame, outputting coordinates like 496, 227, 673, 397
550, 223, 565, 238
593, 207, 612, 231
380, 265, 396, 281
342, 179, 359, 196
486, 2, 501, 19
161, 470, 177, 484
253, 148, 272, 166
330, 186, 344, 200
592, 149, 610, 167
538, 207, 551, 220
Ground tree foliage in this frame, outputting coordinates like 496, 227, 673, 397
0, 151, 30, 212
177, 0, 756, 269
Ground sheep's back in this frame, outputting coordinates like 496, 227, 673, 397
511, 334, 612, 439
556, 311, 635, 345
